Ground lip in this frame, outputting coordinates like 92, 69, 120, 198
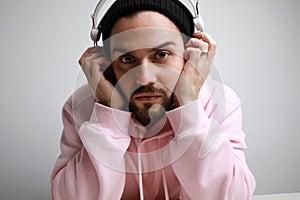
134, 92, 162, 101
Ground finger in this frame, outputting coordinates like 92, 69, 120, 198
87, 53, 105, 62
91, 46, 105, 54
83, 59, 107, 94
185, 38, 209, 51
91, 56, 111, 71
79, 47, 95, 65
79, 46, 107, 65
185, 38, 209, 57
184, 47, 211, 77
94, 67, 117, 107
184, 47, 207, 63
192, 32, 217, 58
80, 51, 110, 72
184, 47, 201, 62
81, 56, 110, 80
202, 33, 217, 58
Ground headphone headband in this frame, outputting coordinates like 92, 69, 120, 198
90, 0, 204, 45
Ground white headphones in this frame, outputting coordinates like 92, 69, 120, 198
90, 0, 204, 46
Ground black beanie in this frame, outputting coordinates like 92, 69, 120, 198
100, 0, 194, 41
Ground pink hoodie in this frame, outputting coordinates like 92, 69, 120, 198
51, 82, 256, 200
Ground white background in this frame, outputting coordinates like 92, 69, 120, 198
0, 0, 299, 199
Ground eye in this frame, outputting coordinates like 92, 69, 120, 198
120, 55, 135, 64
154, 51, 170, 60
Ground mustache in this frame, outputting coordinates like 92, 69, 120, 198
132, 85, 166, 96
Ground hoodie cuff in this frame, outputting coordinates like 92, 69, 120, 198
166, 100, 209, 136
78, 103, 131, 170
92, 103, 132, 135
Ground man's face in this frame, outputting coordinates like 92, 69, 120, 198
108, 11, 186, 126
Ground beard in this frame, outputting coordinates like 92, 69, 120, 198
129, 85, 173, 126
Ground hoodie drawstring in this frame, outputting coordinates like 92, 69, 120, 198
162, 166, 170, 200
136, 127, 144, 200
160, 138, 170, 200
135, 129, 170, 200
137, 142, 144, 200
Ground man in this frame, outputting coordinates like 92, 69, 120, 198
51, 0, 256, 199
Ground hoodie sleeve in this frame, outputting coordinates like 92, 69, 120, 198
166, 85, 256, 200
51, 98, 131, 200
50, 101, 101, 200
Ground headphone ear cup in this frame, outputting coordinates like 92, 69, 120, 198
90, 27, 100, 43
193, 16, 204, 31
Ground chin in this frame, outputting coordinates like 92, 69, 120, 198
129, 98, 172, 126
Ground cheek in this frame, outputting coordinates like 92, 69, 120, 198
159, 74, 178, 96
111, 64, 136, 99
158, 60, 184, 93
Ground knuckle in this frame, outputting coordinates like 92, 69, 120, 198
194, 48, 202, 55
202, 43, 209, 50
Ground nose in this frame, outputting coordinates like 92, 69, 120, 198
136, 61, 157, 85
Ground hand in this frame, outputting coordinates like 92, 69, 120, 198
78, 46, 124, 109
173, 32, 217, 107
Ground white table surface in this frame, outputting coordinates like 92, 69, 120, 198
253, 193, 300, 200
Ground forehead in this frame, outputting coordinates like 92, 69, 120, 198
108, 28, 185, 54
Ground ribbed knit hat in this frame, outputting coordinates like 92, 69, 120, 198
100, 0, 194, 41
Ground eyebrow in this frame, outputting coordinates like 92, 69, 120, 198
112, 41, 177, 55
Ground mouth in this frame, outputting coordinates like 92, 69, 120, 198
133, 92, 162, 102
